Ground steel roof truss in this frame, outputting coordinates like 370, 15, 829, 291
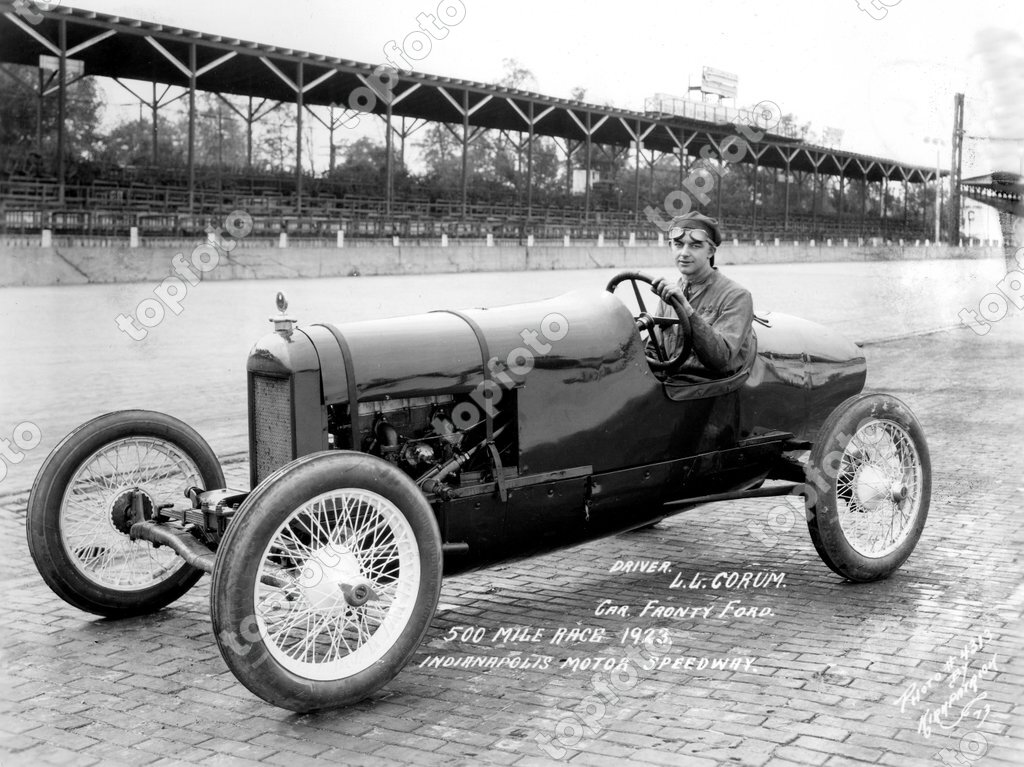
390, 82, 421, 107
147, 36, 193, 80
436, 86, 464, 116
196, 51, 237, 79
467, 94, 492, 117
299, 67, 334, 93
66, 28, 115, 58
566, 110, 588, 136
505, 97, 529, 127
3, 11, 59, 55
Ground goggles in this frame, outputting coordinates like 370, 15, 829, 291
668, 227, 714, 246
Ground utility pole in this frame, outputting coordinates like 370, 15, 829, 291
924, 137, 942, 242
948, 93, 964, 244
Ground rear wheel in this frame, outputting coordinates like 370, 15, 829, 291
26, 410, 223, 617
210, 451, 442, 712
805, 394, 930, 582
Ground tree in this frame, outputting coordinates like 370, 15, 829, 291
192, 93, 246, 168
416, 122, 464, 195
776, 112, 812, 140
98, 114, 184, 167
326, 136, 412, 197
253, 107, 296, 173
0, 64, 104, 170
499, 58, 536, 91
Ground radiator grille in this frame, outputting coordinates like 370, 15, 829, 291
251, 374, 293, 485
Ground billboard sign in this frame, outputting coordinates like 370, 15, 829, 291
702, 66, 738, 99
39, 54, 85, 79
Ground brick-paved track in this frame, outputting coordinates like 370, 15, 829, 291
1, 316, 1022, 766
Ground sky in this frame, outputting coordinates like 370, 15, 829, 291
64, 0, 1023, 177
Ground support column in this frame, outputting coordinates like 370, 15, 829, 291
921, 183, 928, 232
187, 43, 196, 213
751, 155, 759, 233
715, 158, 723, 220
784, 158, 791, 231
247, 96, 254, 168
812, 170, 819, 229
385, 100, 393, 217
565, 140, 573, 198
948, 92, 965, 244
633, 138, 641, 224
861, 178, 868, 234
905, 178, 913, 226
584, 112, 592, 221
295, 60, 303, 216
648, 148, 656, 197
151, 81, 159, 164
399, 116, 406, 168
56, 19, 66, 204
461, 90, 469, 218
881, 177, 888, 235
526, 102, 535, 220
36, 66, 43, 152
837, 174, 845, 231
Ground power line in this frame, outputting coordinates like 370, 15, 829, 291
964, 135, 1024, 142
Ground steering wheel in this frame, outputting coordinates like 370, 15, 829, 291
606, 270, 692, 373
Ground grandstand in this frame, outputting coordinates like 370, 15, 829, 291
0, 2, 942, 245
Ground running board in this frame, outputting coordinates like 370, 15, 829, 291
662, 482, 805, 512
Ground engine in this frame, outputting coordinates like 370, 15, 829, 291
326, 392, 519, 491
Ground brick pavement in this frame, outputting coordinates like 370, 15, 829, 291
1, 315, 1022, 767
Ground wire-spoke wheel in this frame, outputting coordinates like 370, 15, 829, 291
805, 394, 931, 582
27, 411, 223, 616
211, 451, 442, 712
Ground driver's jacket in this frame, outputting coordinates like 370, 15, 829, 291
652, 269, 755, 381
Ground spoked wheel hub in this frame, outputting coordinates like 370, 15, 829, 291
293, 545, 380, 613
109, 488, 155, 535
837, 420, 923, 556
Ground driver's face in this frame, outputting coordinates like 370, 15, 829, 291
671, 237, 715, 280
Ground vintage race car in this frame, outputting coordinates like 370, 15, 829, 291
26, 271, 931, 712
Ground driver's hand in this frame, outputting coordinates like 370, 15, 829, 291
652, 278, 694, 318
652, 278, 683, 304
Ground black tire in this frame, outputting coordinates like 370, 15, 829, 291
26, 410, 224, 617
805, 393, 931, 582
210, 451, 443, 712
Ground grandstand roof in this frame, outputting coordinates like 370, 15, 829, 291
0, 1, 937, 184
961, 172, 1022, 213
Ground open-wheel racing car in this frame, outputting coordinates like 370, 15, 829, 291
26, 272, 931, 712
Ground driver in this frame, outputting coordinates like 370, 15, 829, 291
651, 212, 754, 381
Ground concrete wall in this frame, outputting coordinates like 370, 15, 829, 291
0, 239, 1004, 287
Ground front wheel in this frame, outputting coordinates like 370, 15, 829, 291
210, 451, 443, 712
26, 410, 224, 617
805, 393, 931, 582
